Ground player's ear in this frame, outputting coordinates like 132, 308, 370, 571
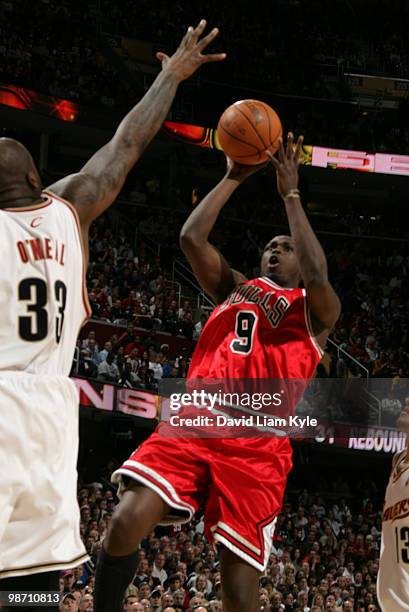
26, 170, 41, 191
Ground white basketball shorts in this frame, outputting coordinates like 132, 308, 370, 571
0, 372, 88, 579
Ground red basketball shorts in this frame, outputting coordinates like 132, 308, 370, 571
112, 428, 292, 571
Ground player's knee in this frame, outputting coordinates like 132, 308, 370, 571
105, 485, 166, 555
104, 506, 142, 556
104, 496, 141, 549
107, 506, 130, 538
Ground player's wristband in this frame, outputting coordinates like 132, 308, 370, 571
283, 189, 301, 199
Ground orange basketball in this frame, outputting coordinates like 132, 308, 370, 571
217, 99, 283, 165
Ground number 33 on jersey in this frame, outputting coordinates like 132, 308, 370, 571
0, 192, 90, 375
188, 277, 323, 380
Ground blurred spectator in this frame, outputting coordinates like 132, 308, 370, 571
98, 352, 120, 383
98, 341, 112, 365
78, 593, 93, 611
78, 349, 98, 379
118, 361, 135, 388
59, 593, 78, 611
149, 355, 164, 383
152, 552, 168, 585
123, 595, 140, 610
193, 314, 208, 341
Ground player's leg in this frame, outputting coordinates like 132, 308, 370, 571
0, 376, 88, 601
104, 480, 170, 554
220, 547, 260, 611
94, 480, 169, 612
205, 437, 293, 612
94, 431, 207, 612
0, 571, 59, 612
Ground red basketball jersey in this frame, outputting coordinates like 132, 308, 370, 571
189, 277, 323, 380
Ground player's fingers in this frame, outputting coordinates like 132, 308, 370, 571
278, 137, 285, 163
182, 25, 194, 47
294, 135, 304, 165
286, 132, 294, 159
267, 150, 280, 170
191, 19, 207, 42
156, 52, 169, 64
197, 27, 219, 51
200, 52, 227, 63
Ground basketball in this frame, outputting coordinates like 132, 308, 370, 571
217, 99, 283, 165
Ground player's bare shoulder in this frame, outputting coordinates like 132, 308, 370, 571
46, 172, 99, 230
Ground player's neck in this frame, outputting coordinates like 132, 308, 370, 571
266, 273, 298, 289
0, 192, 43, 209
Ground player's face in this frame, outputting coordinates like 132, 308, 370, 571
260, 236, 300, 286
397, 397, 409, 432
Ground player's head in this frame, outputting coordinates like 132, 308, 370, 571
260, 235, 300, 287
396, 396, 409, 433
0, 138, 42, 206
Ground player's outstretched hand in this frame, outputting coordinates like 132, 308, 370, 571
268, 132, 303, 200
156, 19, 226, 82
225, 156, 268, 183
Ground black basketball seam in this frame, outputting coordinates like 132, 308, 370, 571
261, 102, 282, 152
263, 103, 273, 148
218, 124, 260, 153
235, 105, 268, 150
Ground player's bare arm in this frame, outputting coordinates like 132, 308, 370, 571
47, 20, 225, 240
180, 158, 264, 304
269, 133, 341, 340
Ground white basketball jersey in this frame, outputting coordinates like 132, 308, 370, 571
0, 191, 90, 376
378, 449, 409, 611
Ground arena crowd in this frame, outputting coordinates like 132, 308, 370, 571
1, 0, 409, 154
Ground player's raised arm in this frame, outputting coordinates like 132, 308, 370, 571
47, 20, 225, 229
269, 133, 341, 335
180, 158, 264, 304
